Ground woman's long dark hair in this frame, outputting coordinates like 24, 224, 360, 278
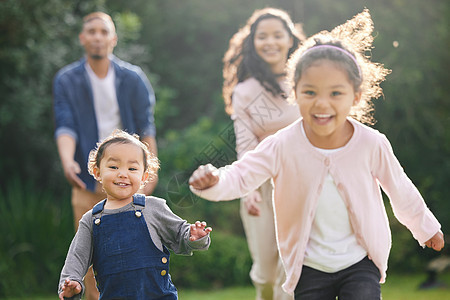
223, 7, 305, 115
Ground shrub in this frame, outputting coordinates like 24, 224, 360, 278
0, 177, 73, 297
170, 229, 252, 289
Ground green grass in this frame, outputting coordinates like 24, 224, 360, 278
380, 273, 450, 300
6, 273, 450, 299
178, 286, 255, 300
177, 273, 450, 300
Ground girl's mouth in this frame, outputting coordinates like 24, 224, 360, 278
313, 114, 333, 124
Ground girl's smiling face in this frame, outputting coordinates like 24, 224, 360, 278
94, 142, 148, 205
295, 59, 361, 149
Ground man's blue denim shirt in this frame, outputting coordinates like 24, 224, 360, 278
53, 55, 156, 191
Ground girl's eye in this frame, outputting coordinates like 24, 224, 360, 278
331, 91, 342, 97
129, 168, 138, 171
303, 90, 315, 96
109, 166, 118, 170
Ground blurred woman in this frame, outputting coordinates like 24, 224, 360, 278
222, 7, 305, 300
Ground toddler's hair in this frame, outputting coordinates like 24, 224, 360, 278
87, 129, 159, 183
286, 9, 391, 125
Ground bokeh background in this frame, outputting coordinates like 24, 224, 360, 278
0, 0, 448, 297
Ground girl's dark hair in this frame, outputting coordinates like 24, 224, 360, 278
293, 39, 363, 94
286, 9, 391, 125
222, 7, 305, 115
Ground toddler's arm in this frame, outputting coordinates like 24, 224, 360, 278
59, 279, 82, 300
189, 164, 219, 190
189, 221, 213, 241
425, 231, 445, 251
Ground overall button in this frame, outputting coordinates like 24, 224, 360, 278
161, 270, 167, 276
94, 218, 101, 225
162, 257, 168, 264
135, 211, 142, 218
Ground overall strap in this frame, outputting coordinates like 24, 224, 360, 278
92, 199, 107, 215
133, 194, 146, 207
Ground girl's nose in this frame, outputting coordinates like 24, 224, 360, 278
314, 96, 329, 108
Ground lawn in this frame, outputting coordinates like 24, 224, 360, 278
7, 273, 450, 299
178, 273, 450, 300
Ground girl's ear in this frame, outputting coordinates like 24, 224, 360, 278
353, 91, 362, 106
93, 166, 101, 182
141, 171, 149, 183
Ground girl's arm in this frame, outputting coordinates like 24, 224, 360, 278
58, 215, 93, 297
189, 133, 279, 201
374, 134, 442, 247
148, 197, 211, 255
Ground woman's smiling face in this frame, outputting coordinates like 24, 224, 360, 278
253, 17, 293, 74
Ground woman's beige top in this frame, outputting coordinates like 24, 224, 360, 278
231, 77, 300, 159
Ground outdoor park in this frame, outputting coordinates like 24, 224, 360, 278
0, 0, 449, 299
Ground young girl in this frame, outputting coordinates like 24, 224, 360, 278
222, 7, 304, 300
189, 9, 444, 299
58, 130, 212, 300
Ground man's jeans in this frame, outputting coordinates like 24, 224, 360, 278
294, 256, 381, 300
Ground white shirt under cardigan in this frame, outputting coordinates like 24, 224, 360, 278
303, 124, 367, 273
191, 117, 441, 294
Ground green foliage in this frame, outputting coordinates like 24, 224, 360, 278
0, 0, 449, 297
0, 0, 104, 191
0, 177, 73, 297
170, 230, 252, 289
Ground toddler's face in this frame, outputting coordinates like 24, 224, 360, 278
94, 142, 148, 203
295, 59, 361, 149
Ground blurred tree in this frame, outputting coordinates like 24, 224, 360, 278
0, 0, 105, 193
108, 0, 449, 269
0, 0, 448, 295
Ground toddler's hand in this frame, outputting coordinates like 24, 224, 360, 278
189, 164, 219, 190
189, 221, 212, 241
425, 231, 444, 251
59, 279, 82, 300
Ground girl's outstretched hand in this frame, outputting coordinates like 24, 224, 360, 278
189, 221, 213, 241
189, 164, 219, 190
59, 279, 82, 300
425, 231, 445, 251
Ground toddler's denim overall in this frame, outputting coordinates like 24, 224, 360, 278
92, 194, 178, 299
